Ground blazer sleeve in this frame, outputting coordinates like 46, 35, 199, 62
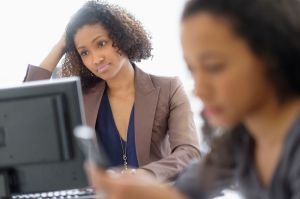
141, 77, 201, 181
23, 64, 52, 81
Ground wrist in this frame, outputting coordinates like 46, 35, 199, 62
136, 168, 155, 178
53, 42, 65, 57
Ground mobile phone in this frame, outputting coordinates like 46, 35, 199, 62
74, 125, 110, 169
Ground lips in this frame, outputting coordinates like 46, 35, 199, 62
97, 63, 110, 73
203, 106, 223, 116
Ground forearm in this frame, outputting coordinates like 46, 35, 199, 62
24, 34, 66, 81
39, 42, 65, 73
141, 145, 200, 181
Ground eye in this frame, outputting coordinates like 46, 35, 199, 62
98, 40, 107, 48
203, 63, 225, 74
79, 50, 88, 57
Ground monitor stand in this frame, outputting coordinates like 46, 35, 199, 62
0, 169, 15, 199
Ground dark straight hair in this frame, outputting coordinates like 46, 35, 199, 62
182, 0, 300, 100
181, 0, 300, 191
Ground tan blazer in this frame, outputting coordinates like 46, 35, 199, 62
24, 65, 201, 181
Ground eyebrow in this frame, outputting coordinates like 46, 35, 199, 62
76, 35, 106, 50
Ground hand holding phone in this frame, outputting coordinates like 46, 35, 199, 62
74, 125, 110, 169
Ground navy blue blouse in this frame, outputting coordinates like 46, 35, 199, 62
95, 89, 139, 168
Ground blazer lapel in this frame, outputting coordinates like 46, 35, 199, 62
83, 81, 106, 128
83, 68, 159, 166
134, 67, 160, 166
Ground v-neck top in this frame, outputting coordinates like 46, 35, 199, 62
238, 113, 300, 198
95, 89, 139, 168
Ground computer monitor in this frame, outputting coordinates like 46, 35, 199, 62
0, 77, 88, 198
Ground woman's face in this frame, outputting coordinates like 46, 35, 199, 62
181, 13, 276, 128
74, 23, 129, 81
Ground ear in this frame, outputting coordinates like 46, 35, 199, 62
112, 41, 123, 56
116, 48, 123, 56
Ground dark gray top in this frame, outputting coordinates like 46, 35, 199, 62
175, 113, 300, 199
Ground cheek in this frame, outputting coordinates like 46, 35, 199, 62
115, 55, 129, 69
216, 74, 265, 118
81, 57, 91, 69
214, 74, 243, 106
210, 75, 251, 123
81, 58, 97, 75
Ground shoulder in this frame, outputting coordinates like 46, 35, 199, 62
135, 65, 181, 89
149, 74, 187, 104
150, 74, 181, 89
285, 115, 300, 182
134, 66, 186, 99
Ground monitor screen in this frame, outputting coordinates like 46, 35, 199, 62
0, 77, 88, 197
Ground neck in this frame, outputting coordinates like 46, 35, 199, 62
106, 61, 135, 96
244, 96, 300, 146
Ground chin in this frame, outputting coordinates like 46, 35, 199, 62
207, 116, 237, 129
97, 73, 114, 81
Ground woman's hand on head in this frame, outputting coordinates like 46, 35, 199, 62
55, 33, 66, 54
85, 163, 188, 199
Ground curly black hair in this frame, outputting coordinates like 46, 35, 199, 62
60, 0, 152, 91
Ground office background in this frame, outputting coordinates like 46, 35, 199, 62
0, 1, 245, 198
0, 0, 203, 141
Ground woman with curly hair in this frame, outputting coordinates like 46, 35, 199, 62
24, 0, 200, 181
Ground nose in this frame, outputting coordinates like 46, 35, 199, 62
193, 74, 211, 102
92, 52, 104, 66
